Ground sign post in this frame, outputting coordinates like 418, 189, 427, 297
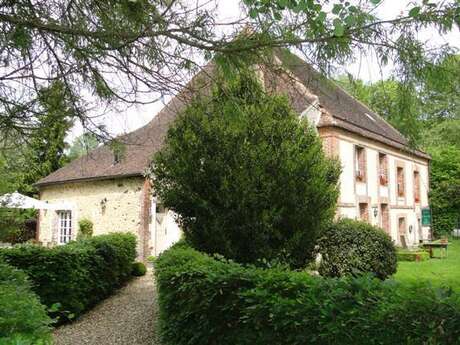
421, 207, 431, 226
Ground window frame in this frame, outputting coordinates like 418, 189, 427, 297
413, 170, 421, 203
57, 210, 72, 244
397, 166, 405, 198
359, 202, 369, 222
380, 203, 390, 233
355, 146, 366, 182
378, 153, 388, 186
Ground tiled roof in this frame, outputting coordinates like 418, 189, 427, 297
36, 52, 429, 187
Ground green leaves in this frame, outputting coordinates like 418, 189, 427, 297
333, 18, 345, 36
156, 244, 460, 345
150, 67, 339, 268
316, 219, 397, 279
1, 233, 137, 323
0, 262, 52, 344
409, 6, 421, 18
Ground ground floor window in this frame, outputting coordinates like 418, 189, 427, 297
398, 217, 407, 248
58, 210, 72, 244
359, 203, 369, 222
380, 203, 389, 233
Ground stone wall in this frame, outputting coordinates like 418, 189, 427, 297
38, 176, 148, 257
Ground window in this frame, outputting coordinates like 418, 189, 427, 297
413, 171, 420, 203
359, 203, 369, 222
355, 146, 366, 182
398, 217, 407, 248
397, 166, 405, 198
378, 153, 388, 185
114, 150, 122, 164
58, 211, 72, 244
380, 204, 389, 233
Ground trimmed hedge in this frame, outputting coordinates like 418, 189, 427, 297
132, 262, 147, 276
397, 250, 430, 262
155, 245, 460, 345
0, 261, 52, 344
315, 219, 397, 279
0, 233, 136, 322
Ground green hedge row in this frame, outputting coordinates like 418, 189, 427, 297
155, 245, 460, 345
0, 233, 136, 322
0, 261, 52, 344
397, 250, 430, 262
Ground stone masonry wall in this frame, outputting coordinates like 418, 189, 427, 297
38, 177, 147, 256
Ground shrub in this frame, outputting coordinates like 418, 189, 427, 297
132, 262, 147, 276
397, 250, 430, 262
315, 219, 397, 279
0, 233, 136, 322
77, 218, 94, 239
429, 146, 460, 236
150, 70, 340, 268
155, 245, 460, 345
0, 261, 52, 344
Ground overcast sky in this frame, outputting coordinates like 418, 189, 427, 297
68, 0, 460, 142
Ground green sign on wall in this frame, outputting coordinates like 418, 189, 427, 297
421, 207, 431, 226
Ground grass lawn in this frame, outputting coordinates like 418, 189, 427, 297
394, 238, 460, 291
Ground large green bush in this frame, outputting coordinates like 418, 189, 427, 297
315, 219, 397, 279
155, 245, 460, 345
132, 262, 147, 276
0, 261, 52, 344
429, 145, 460, 236
0, 233, 136, 322
150, 71, 340, 268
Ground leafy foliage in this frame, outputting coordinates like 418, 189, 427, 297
0, 233, 136, 322
20, 81, 75, 195
155, 245, 460, 345
428, 146, 460, 235
150, 70, 340, 268
397, 250, 430, 262
67, 133, 101, 161
0, 0, 459, 136
132, 262, 147, 277
315, 219, 397, 279
336, 76, 422, 145
77, 218, 94, 240
0, 261, 52, 344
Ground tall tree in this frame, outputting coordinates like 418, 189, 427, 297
20, 81, 74, 195
67, 132, 101, 161
0, 0, 458, 137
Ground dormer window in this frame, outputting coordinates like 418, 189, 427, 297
114, 150, 122, 164
355, 146, 366, 182
110, 140, 125, 165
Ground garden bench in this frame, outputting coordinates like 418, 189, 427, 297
422, 241, 449, 259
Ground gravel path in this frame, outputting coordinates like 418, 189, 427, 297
53, 270, 160, 345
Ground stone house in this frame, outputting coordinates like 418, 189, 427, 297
35, 51, 431, 259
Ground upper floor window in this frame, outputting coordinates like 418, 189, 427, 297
378, 153, 388, 185
58, 210, 72, 244
397, 166, 405, 198
355, 146, 366, 182
413, 170, 421, 203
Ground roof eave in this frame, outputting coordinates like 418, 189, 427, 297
318, 123, 431, 161
35, 172, 145, 188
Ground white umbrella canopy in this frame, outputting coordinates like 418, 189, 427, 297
0, 192, 72, 210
